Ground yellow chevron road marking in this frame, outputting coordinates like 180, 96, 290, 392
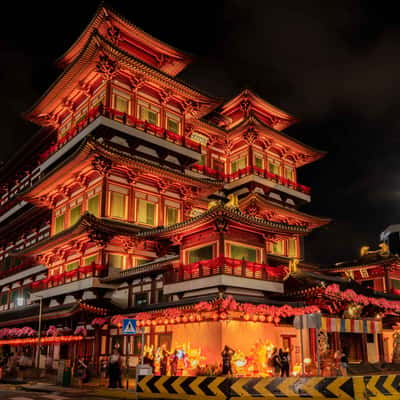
382, 374, 397, 395
171, 376, 190, 396
325, 377, 353, 400
366, 375, 380, 396
137, 375, 152, 392
208, 377, 227, 399
253, 378, 276, 397
300, 377, 325, 398
276, 377, 299, 397
154, 375, 169, 393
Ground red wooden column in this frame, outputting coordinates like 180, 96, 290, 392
309, 328, 317, 363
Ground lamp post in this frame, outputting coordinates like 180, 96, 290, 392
35, 296, 43, 369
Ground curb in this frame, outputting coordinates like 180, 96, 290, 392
91, 389, 139, 399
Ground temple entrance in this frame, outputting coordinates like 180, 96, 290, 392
340, 333, 363, 362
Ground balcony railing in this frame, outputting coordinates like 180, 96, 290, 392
30, 264, 106, 292
190, 164, 311, 194
165, 256, 286, 284
38, 105, 201, 163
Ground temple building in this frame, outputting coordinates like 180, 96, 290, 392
2, 4, 397, 377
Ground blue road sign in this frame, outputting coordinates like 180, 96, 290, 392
122, 318, 137, 335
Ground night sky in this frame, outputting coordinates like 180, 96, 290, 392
1, 1, 399, 265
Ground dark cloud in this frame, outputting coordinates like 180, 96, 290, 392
1, 1, 400, 264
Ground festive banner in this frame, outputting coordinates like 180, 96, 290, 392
322, 317, 382, 333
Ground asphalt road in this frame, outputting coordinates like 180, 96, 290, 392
0, 389, 113, 400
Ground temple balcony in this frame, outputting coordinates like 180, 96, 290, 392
30, 264, 115, 299
163, 256, 285, 295
189, 164, 311, 202
0, 105, 202, 222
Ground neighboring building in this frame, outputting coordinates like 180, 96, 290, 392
4, 4, 395, 375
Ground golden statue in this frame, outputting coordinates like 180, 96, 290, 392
360, 246, 370, 257
225, 193, 239, 208
208, 199, 221, 209
289, 258, 299, 274
379, 242, 389, 256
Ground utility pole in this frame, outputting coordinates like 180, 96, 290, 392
36, 296, 43, 369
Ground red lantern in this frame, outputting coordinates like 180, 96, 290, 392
175, 317, 181, 324
243, 314, 250, 321
274, 317, 280, 324
164, 319, 169, 325
212, 312, 219, 320
157, 318, 163, 325
182, 315, 188, 323
267, 315, 273, 323
252, 315, 258, 322
220, 312, 227, 320
196, 314, 202, 322
189, 314, 195, 322
259, 315, 266, 322
169, 318, 175, 324
151, 320, 157, 326
146, 320, 151, 326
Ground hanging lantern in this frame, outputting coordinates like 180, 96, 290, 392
137, 320, 142, 327
146, 320, 151, 326
259, 315, 266, 322
274, 317, 280, 324
243, 314, 250, 321
267, 315, 273, 323
189, 314, 195, 322
164, 318, 169, 325
182, 315, 188, 323
169, 318, 175, 324
151, 320, 157, 326
252, 315, 258, 322
157, 318, 163, 325
175, 316, 181, 324
196, 314, 202, 322
212, 312, 219, 320
220, 312, 227, 320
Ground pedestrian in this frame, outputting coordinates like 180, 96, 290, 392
269, 347, 281, 376
221, 345, 235, 376
170, 350, 178, 376
333, 349, 343, 376
108, 349, 122, 389
339, 349, 349, 376
279, 348, 290, 377
76, 356, 89, 388
160, 349, 169, 375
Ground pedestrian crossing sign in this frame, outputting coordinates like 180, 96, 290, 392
122, 318, 137, 335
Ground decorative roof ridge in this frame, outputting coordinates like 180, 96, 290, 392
241, 193, 331, 223
11, 212, 145, 256
227, 113, 326, 157
56, 3, 195, 70
328, 255, 400, 271
137, 205, 310, 238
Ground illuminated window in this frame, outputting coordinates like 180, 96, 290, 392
254, 155, 264, 169
284, 166, 294, 181
231, 157, 246, 173
167, 117, 180, 134
137, 199, 157, 226
114, 95, 129, 114
212, 159, 224, 173
140, 107, 158, 125
108, 254, 124, 269
66, 262, 79, 272
197, 154, 206, 166
166, 207, 179, 226
88, 195, 100, 217
55, 214, 65, 234
22, 287, 30, 304
230, 244, 257, 262
110, 192, 126, 219
136, 259, 148, 266
268, 159, 281, 175
84, 255, 97, 265
271, 240, 284, 254
288, 238, 297, 257
70, 205, 82, 226
188, 245, 213, 263
10, 290, 19, 306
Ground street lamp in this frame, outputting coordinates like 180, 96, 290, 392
34, 295, 43, 369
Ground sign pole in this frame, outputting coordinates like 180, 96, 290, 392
125, 336, 129, 390
141, 327, 145, 364
300, 315, 305, 377
316, 328, 321, 376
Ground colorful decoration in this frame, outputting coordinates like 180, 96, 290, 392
0, 326, 37, 339
91, 317, 108, 327
46, 325, 59, 337
79, 301, 108, 315
0, 335, 83, 346
135, 296, 319, 327
74, 326, 87, 336
325, 283, 400, 311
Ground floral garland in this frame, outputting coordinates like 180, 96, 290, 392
74, 326, 87, 337
325, 284, 400, 311
0, 326, 36, 339
46, 325, 59, 337
91, 317, 108, 327
134, 296, 319, 326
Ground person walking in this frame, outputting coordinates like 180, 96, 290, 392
279, 348, 290, 377
339, 349, 349, 376
221, 345, 235, 376
76, 357, 89, 388
269, 347, 281, 377
160, 350, 169, 375
108, 349, 122, 389
170, 350, 178, 376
